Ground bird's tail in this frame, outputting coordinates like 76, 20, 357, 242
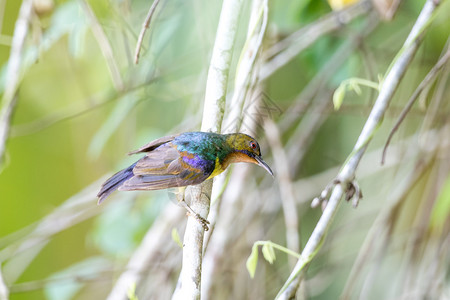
97, 162, 136, 204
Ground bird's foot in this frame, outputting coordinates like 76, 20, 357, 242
179, 199, 210, 231
186, 211, 210, 231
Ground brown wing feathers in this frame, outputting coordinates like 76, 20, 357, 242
127, 134, 177, 155
98, 133, 214, 200
121, 141, 210, 191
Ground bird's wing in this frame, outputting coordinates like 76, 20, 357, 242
119, 143, 213, 191
128, 134, 178, 155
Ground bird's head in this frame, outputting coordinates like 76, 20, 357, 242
225, 133, 273, 176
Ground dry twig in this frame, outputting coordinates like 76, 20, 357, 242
134, 0, 162, 64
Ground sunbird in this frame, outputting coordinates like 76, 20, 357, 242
97, 132, 273, 229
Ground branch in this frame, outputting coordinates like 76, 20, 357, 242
0, 0, 32, 169
199, 0, 243, 134
275, 0, 442, 298
222, 0, 268, 133
172, 0, 244, 298
134, 0, 162, 64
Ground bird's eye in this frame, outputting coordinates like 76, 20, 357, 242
250, 141, 257, 150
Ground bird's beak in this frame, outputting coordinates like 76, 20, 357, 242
254, 155, 274, 177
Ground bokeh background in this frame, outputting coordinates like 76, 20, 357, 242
0, 0, 449, 299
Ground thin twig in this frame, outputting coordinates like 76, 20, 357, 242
80, 0, 124, 91
0, 0, 33, 169
381, 44, 450, 164
275, 1, 441, 298
420, 48, 450, 132
134, 0, 162, 64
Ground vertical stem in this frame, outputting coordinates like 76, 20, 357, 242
172, 0, 243, 299
200, 0, 243, 133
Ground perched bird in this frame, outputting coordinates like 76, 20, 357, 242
97, 132, 273, 229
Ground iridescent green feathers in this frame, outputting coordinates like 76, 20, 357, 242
97, 132, 273, 204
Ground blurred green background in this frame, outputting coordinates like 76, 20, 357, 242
0, 0, 449, 299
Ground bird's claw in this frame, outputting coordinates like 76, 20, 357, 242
180, 199, 210, 231
186, 211, 210, 231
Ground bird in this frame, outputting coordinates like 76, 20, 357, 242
97, 132, 273, 230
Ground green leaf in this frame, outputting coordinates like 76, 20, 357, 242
262, 243, 276, 264
333, 85, 345, 110
171, 228, 183, 249
246, 244, 259, 278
